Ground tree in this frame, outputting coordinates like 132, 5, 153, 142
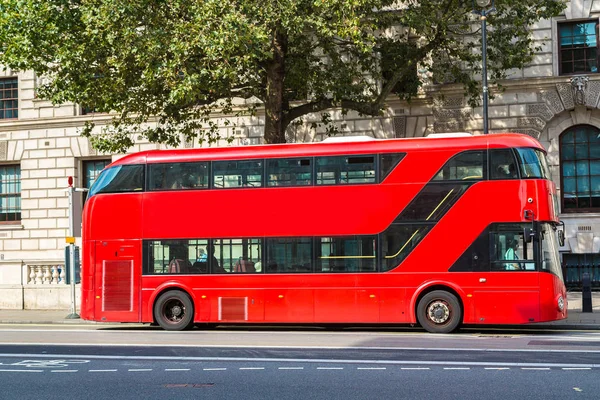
0, 0, 565, 151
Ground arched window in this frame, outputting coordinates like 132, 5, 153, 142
560, 125, 600, 211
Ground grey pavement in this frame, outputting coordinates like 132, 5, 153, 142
0, 291, 598, 329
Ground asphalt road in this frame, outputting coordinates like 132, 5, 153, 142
0, 324, 599, 399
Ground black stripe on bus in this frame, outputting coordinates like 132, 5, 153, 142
380, 183, 474, 271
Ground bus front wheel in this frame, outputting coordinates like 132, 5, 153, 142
416, 290, 462, 334
154, 290, 195, 331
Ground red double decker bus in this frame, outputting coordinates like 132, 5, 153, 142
81, 133, 566, 333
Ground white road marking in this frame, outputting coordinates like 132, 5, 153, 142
562, 368, 591, 370
0, 369, 43, 372
0, 364, 597, 373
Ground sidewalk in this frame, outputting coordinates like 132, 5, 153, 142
0, 291, 598, 328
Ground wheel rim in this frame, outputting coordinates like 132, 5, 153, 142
162, 298, 186, 324
426, 300, 451, 325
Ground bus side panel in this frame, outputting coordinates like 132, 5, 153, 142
80, 240, 95, 321
310, 274, 380, 323
86, 193, 144, 241
314, 287, 380, 323
379, 287, 408, 323
472, 273, 540, 324
94, 239, 142, 323
264, 288, 314, 322
539, 273, 567, 322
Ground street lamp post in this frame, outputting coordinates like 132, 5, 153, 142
472, 0, 495, 135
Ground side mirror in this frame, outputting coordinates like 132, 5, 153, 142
558, 229, 565, 247
557, 221, 565, 247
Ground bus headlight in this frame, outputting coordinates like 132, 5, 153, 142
557, 295, 564, 312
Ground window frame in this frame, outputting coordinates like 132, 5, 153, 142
489, 148, 520, 180
0, 77, 18, 120
558, 19, 600, 76
82, 159, 111, 203
432, 150, 486, 182
315, 154, 377, 186
559, 124, 600, 212
212, 159, 264, 189
266, 157, 313, 187
0, 164, 21, 224
88, 164, 145, 197
147, 161, 210, 192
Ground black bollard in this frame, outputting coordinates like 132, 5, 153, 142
582, 272, 593, 313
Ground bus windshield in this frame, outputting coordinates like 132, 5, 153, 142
88, 164, 144, 197
515, 148, 551, 179
541, 223, 563, 280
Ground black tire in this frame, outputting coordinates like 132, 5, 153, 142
416, 290, 462, 333
154, 290, 195, 331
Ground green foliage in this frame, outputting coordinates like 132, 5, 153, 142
0, 0, 565, 150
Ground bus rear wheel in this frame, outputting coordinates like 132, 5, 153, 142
154, 290, 195, 331
417, 290, 462, 334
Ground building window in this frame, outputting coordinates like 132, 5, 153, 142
81, 105, 97, 115
560, 125, 600, 211
0, 165, 21, 223
82, 159, 110, 203
559, 20, 599, 75
0, 78, 18, 120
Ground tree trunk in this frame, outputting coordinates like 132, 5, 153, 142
263, 29, 288, 144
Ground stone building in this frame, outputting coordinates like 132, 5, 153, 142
0, 0, 599, 309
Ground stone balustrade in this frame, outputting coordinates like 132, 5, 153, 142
27, 264, 66, 285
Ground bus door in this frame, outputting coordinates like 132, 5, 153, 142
94, 240, 142, 322
473, 229, 540, 324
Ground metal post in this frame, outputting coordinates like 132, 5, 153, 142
582, 272, 593, 313
481, 13, 489, 135
473, 0, 494, 134
66, 185, 80, 319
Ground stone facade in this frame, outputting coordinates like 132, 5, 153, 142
0, 0, 599, 308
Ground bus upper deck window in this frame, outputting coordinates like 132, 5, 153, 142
88, 164, 144, 197
149, 162, 209, 191
490, 149, 519, 180
433, 151, 484, 181
515, 148, 551, 179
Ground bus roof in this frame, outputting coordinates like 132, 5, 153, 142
110, 132, 544, 166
